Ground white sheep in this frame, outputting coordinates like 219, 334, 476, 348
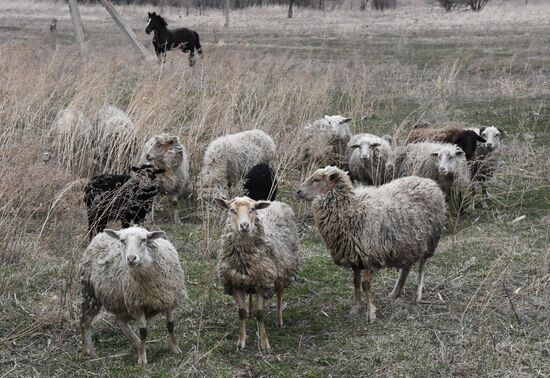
297, 166, 446, 322
80, 226, 187, 365
346, 133, 392, 185
300, 115, 353, 172
392, 142, 470, 209
215, 197, 300, 352
468, 126, 504, 207
140, 133, 190, 223
200, 130, 277, 202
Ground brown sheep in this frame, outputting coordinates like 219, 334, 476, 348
405, 125, 486, 161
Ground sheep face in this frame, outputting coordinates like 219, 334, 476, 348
454, 130, 486, 161
297, 166, 341, 201
144, 135, 179, 163
104, 227, 165, 268
431, 147, 464, 176
324, 115, 352, 139
215, 197, 270, 235
349, 138, 382, 160
479, 126, 503, 151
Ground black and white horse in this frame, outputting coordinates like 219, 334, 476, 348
145, 12, 202, 66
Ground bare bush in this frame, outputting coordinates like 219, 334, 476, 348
436, 0, 459, 11
467, 0, 489, 11
372, 0, 397, 11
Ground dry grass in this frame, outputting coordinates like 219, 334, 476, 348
0, 0, 549, 376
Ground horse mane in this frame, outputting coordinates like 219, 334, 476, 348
157, 15, 168, 26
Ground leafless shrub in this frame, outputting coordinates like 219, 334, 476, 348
436, 0, 459, 11
372, 0, 397, 11
467, 0, 489, 11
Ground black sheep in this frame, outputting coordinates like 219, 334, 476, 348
243, 163, 278, 201
84, 164, 165, 240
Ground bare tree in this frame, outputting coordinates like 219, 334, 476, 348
372, 0, 397, 11
436, 0, 458, 12
288, 0, 294, 18
467, 0, 489, 11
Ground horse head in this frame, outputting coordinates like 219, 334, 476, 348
146, 12, 167, 34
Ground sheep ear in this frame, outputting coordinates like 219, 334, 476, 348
147, 231, 165, 240
131, 166, 140, 172
214, 198, 230, 209
104, 229, 120, 240
328, 172, 340, 182
476, 134, 486, 143
430, 152, 439, 157
148, 12, 152, 17
170, 136, 179, 144
456, 149, 464, 155
324, 115, 330, 121
342, 118, 352, 123
497, 127, 505, 136
372, 142, 381, 148
255, 201, 271, 210
153, 168, 165, 175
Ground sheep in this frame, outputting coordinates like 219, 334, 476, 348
297, 166, 445, 322
84, 164, 165, 240
215, 197, 300, 352
300, 115, 353, 172
392, 142, 470, 209
468, 126, 504, 207
50, 105, 138, 176
346, 133, 392, 185
80, 226, 187, 365
140, 133, 190, 223
200, 130, 277, 203
243, 163, 278, 201
405, 125, 486, 161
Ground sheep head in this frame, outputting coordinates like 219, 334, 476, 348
479, 126, 503, 151
215, 196, 270, 236
348, 134, 385, 161
144, 134, 180, 166
431, 146, 465, 176
297, 166, 348, 201
104, 227, 165, 268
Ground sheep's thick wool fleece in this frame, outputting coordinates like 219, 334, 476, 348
313, 174, 446, 270
81, 233, 187, 317
218, 202, 299, 298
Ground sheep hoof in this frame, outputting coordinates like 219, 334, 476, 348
368, 312, 377, 323
137, 356, 147, 365
348, 304, 363, 317
172, 345, 182, 355
260, 342, 271, 353
236, 339, 246, 351
387, 291, 400, 300
83, 348, 98, 358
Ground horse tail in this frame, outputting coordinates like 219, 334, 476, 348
194, 31, 203, 55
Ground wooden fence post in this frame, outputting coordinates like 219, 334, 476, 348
68, 0, 87, 58
98, 0, 151, 60
224, 0, 230, 28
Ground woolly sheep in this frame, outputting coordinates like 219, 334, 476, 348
50, 105, 138, 176
84, 164, 164, 240
80, 226, 187, 365
301, 115, 353, 172
297, 166, 445, 322
215, 197, 300, 352
346, 133, 392, 185
140, 133, 190, 223
243, 163, 278, 201
392, 142, 470, 208
468, 126, 504, 207
405, 125, 486, 161
200, 130, 276, 202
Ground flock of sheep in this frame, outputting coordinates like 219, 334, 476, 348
51, 106, 504, 364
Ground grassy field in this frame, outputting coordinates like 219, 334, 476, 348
0, 0, 549, 376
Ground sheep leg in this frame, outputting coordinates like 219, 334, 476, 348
388, 267, 410, 299
116, 318, 142, 353
248, 293, 254, 317
255, 293, 271, 353
233, 289, 247, 351
136, 313, 148, 365
349, 267, 363, 316
276, 288, 283, 329
172, 196, 180, 224
166, 309, 182, 354
362, 270, 377, 323
80, 283, 101, 357
416, 259, 429, 303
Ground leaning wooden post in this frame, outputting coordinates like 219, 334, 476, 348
224, 0, 230, 28
67, 0, 86, 58
98, 0, 150, 60
50, 18, 58, 51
